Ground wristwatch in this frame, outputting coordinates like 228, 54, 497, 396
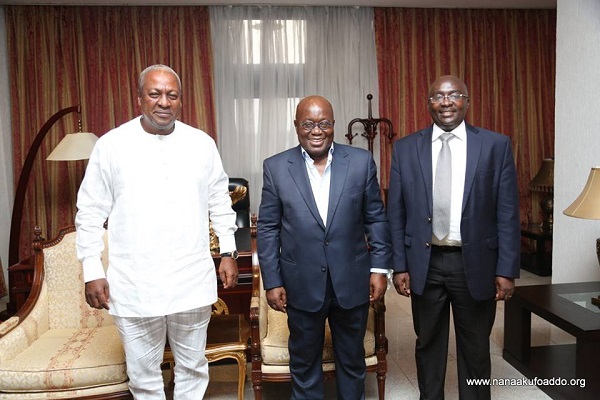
220, 250, 239, 260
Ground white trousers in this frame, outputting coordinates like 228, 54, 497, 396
113, 305, 212, 400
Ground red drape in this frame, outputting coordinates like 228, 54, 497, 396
374, 8, 556, 225
6, 6, 216, 261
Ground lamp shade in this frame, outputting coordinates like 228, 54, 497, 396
563, 167, 600, 220
46, 132, 98, 161
529, 158, 554, 193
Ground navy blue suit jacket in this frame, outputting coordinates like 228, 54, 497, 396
387, 124, 520, 301
257, 143, 391, 312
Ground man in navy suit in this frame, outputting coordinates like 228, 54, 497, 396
257, 95, 392, 399
388, 75, 520, 400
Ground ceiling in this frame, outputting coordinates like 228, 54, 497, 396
0, 0, 556, 8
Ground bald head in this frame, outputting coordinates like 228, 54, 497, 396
428, 75, 468, 98
295, 95, 334, 120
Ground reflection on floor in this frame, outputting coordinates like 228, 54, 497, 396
169, 269, 563, 399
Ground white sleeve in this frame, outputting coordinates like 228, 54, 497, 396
206, 141, 237, 253
75, 139, 113, 282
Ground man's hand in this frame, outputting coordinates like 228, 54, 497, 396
266, 287, 287, 313
393, 272, 411, 297
219, 257, 239, 289
85, 278, 110, 310
495, 276, 515, 301
370, 273, 388, 302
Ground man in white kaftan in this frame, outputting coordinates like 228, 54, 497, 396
76, 64, 238, 400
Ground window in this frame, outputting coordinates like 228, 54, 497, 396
241, 19, 306, 65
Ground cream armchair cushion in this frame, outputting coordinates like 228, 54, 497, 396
0, 227, 129, 399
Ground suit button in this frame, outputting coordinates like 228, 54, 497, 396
425, 242, 431, 248
427, 217, 432, 223
324, 241, 329, 246
321, 267, 327, 272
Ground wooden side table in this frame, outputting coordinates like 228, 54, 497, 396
520, 223, 552, 276
503, 282, 600, 400
0, 256, 34, 321
164, 313, 250, 400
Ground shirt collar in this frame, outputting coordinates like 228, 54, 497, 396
432, 121, 467, 142
301, 142, 335, 163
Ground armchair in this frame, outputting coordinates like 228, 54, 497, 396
249, 261, 388, 399
229, 178, 250, 228
0, 226, 130, 399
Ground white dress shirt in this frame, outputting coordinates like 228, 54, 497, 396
76, 117, 237, 317
301, 145, 333, 226
431, 121, 467, 244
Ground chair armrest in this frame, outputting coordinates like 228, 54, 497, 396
371, 297, 388, 354
249, 296, 260, 339
0, 316, 20, 337
249, 295, 263, 373
250, 295, 260, 312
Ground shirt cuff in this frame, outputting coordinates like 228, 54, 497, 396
218, 234, 236, 254
370, 268, 390, 275
82, 257, 107, 283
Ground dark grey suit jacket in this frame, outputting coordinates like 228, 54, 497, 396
387, 123, 520, 301
257, 143, 391, 312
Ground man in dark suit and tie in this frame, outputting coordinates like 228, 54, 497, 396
387, 75, 520, 400
257, 95, 392, 399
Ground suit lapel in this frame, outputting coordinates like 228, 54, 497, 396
417, 128, 434, 214
326, 144, 349, 229
463, 124, 482, 211
287, 146, 326, 230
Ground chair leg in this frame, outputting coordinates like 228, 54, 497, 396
377, 372, 386, 400
252, 383, 263, 400
169, 361, 175, 388
236, 354, 247, 400
251, 353, 263, 399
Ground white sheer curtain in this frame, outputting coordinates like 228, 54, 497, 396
210, 6, 380, 214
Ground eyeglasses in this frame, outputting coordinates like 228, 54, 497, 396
299, 120, 333, 132
428, 93, 469, 104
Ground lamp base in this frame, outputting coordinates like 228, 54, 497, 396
597, 238, 600, 267
539, 195, 553, 232
592, 238, 600, 307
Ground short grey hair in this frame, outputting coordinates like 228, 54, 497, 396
138, 64, 182, 96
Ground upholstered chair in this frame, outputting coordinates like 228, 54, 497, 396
249, 262, 388, 400
229, 178, 250, 228
0, 226, 130, 399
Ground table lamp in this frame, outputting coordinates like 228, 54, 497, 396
563, 166, 600, 306
529, 158, 554, 232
